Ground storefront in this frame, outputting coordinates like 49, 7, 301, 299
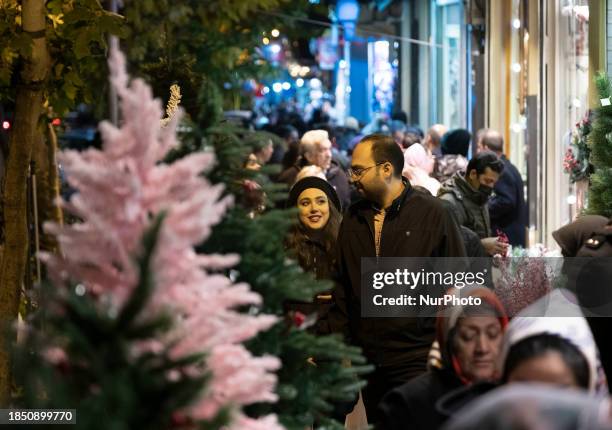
398, 0, 473, 131
485, 0, 597, 248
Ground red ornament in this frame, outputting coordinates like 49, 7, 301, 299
496, 229, 509, 245
171, 411, 193, 428
293, 311, 306, 328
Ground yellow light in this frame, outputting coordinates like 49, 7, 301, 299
271, 29, 280, 38
262, 37, 270, 45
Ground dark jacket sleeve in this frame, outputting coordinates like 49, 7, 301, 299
488, 171, 516, 224
439, 192, 467, 228
329, 168, 352, 211
460, 226, 488, 258
377, 388, 415, 430
436, 202, 467, 257
328, 221, 352, 342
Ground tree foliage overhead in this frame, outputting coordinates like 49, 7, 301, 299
0, 0, 125, 116
121, 0, 327, 117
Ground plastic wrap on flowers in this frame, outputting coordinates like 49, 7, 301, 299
492, 244, 563, 317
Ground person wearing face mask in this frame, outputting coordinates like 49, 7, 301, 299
438, 151, 507, 256
285, 176, 342, 334
476, 129, 527, 247
377, 287, 508, 430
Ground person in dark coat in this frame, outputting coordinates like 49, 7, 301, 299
433, 128, 470, 183
378, 287, 508, 430
285, 176, 342, 334
438, 151, 508, 257
273, 124, 299, 167
477, 129, 527, 247
278, 129, 351, 210
553, 215, 612, 392
330, 134, 467, 423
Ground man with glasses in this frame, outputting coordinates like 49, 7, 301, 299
331, 134, 466, 424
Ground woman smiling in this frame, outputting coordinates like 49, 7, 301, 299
285, 176, 342, 333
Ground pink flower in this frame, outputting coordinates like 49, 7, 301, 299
42, 347, 68, 365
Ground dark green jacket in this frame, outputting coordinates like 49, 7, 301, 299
438, 173, 491, 239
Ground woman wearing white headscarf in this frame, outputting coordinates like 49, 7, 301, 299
442, 384, 612, 430
402, 143, 440, 196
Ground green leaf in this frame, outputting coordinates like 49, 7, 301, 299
62, 6, 93, 25
47, 0, 64, 15
53, 63, 64, 78
98, 12, 126, 37
65, 69, 84, 87
62, 80, 77, 100
115, 213, 165, 330
74, 29, 94, 59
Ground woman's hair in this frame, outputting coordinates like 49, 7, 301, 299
285, 201, 341, 273
502, 333, 589, 389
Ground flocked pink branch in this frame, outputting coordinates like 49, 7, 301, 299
41, 47, 281, 428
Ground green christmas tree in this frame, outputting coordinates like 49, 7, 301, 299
588, 72, 612, 217
177, 84, 370, 429
15, 217, 228, 430
12, 49, 284, 430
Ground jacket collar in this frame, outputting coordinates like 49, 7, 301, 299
453, 173, 485, 205
359, 177, 413, 217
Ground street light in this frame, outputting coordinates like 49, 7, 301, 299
337, 0, 360, 41
336, 0, 360, 124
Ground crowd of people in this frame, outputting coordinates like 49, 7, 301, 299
242, 109, 612, 429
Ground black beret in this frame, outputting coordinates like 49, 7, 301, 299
287, 176, 341, 211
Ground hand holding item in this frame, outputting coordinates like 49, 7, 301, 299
481, 237, 509, 256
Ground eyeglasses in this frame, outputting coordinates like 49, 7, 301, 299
348, 162, 385, 179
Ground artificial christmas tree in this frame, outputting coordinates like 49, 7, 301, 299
195, 110, 371, 428
587, 72, 612, 217
15, 48, 281, 430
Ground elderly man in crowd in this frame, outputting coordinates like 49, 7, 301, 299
278, 129, 351, 209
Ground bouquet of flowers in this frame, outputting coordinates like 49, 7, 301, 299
492, 231, 563, 317
564, 111, 593, 183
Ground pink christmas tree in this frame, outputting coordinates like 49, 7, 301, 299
41, 48, 282, 429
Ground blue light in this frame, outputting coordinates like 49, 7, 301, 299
337, 0, 360, 22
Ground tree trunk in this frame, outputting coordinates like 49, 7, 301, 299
33, 124, 63, 255
0, 0, 50, 406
